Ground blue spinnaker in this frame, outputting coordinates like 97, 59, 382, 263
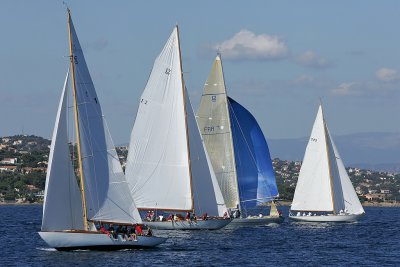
228, 97, 278, 209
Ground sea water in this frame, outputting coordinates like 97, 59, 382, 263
0, 205, 399, 266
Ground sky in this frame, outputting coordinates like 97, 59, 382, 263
1, 0, 400, 144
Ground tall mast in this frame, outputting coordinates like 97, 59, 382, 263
321, 104, 336, 214
219, 53, 241, 214
176, 25, 195, 213
67, 9, 88, 230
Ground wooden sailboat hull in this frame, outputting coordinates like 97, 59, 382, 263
229, 215, 284, 226
38, 231, 167, 250
143, 218, 231, 230
289, 213, 363, 222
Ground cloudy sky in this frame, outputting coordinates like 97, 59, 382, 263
1, 1, 400, 144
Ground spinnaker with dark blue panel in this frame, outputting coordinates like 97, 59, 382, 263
228, 97, 278, 209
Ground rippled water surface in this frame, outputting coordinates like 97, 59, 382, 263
0, 205, 399, 266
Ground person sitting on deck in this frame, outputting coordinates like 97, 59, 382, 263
167, 214, 173, 221
100, 224, 111, 237
145, 211, 151, 221
115, 225, 121, 239
223, 211, 229, 219
191, 213, 197, 222
129, 226, 137, 241
185, 212, 191, 221
108, 224, 117, 239
120, 225, 128, 240
135, 224, 143, 236
146, 228, 153, 236
150, 211, 155, 221
202, 213, 208, 220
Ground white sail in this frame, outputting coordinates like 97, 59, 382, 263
42, 70, 84, 231
291, 105, 335, 212
329, 130, 365, 215
196, 55, 239, 209
125, 27, 192, 211
69, 18, 141, 224
325, 126, 346, 213
185, 89, 227, 216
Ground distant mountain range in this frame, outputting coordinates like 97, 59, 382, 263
268, 132, 400, 173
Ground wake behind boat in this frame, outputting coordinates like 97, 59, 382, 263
196, 55, 283, 226
38, 9, 166, 250
125, 27, 231, 230
289, 104, 365, 223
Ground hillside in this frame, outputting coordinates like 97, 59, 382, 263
0, 134, 399, 204
268, 132, 400, 172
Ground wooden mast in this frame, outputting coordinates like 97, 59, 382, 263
67, 9, 89, 230
176, 25, 195, 213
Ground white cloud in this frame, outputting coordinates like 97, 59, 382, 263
293, 75, 315, 84
210, 30, 288, 61
296, 50, 331, 68
331, 82, 359, 95
375, 68, 400, 82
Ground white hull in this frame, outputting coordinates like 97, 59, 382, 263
39, 231, 167, 250
229, 215, 284, 226
289, 213, 363, 222
144, 219, 231, 230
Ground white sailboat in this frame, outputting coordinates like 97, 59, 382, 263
289, 104, 365, 222
38, 9, 166, 250
196, 55, 283, 226
125, 26, 231, 230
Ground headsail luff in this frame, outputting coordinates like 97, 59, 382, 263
41, 70, 84, 231
196, 56, 240, 209
125, 27, 193, 211
67, 12, 141, 224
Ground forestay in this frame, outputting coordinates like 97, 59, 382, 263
69, 18, 141, 224
196, 56, 239, 209
125, 27, 192, 211
42, 71, 84, 231
228, 97, 278, 210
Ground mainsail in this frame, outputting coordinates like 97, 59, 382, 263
197, 55, 278, 211
42, 71, 84, 231
68, 14, 141, 224
125, 27, 226, 216
125, 27, 192, 211
228, 97, 279, 209
196, 56, 239, 209
291, 105, 361, 214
